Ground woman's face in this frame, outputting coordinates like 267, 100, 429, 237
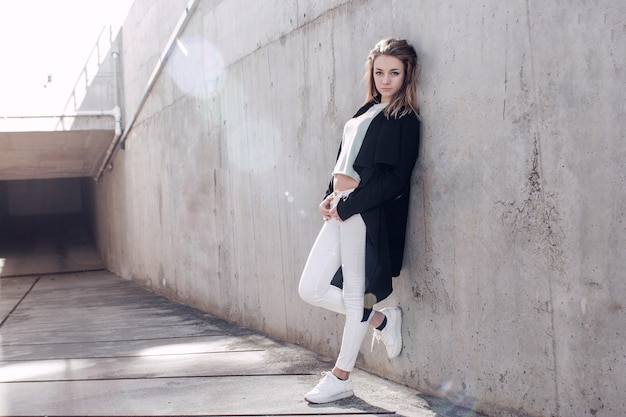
373, 54, 405, 103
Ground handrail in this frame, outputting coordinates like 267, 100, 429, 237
0, 108, 120, 134
95, 0, 199, 182
60, 26, 114, 116
1, 111, 117, 119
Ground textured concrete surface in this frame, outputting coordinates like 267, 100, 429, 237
0, 271, 484, 417
78, 1, 626, 416
0, 130, 115, 180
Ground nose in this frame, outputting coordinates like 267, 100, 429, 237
382, 74, 390, 84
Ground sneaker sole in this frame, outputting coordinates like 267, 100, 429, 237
386, 307, 402, 358
305, 390, 354, 404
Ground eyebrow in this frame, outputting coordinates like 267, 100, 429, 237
375, 67, 402, 71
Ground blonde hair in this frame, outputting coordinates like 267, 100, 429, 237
363, 38, 419, 119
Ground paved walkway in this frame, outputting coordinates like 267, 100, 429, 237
0, 271, 485, 416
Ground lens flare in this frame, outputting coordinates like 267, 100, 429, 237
167, 37, 224, 95
226, 117, 281, 174
434, 379, 481, 416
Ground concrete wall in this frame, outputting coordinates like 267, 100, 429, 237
91, 1, 626, 416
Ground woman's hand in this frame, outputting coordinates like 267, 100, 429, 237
329, 205, 343, 222
319, 195, 333, 221
319, 194, 343, 222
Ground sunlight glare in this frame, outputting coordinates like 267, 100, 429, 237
139, 341, 225, 356
0, 360, 87, 382
0, 0, 134, 115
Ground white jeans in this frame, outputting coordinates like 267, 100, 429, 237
298, 190, 371, 372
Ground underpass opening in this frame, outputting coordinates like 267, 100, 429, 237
0, 177, 104, 278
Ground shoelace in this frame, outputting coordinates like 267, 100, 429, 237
371, 330, 384, 352
312, 371, 343, 393
316, 372, 333, 387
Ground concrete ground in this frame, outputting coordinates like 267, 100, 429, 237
0, 221, 485, 417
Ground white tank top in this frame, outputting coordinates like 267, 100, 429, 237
332, 103, 388, 182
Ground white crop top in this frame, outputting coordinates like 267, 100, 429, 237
333, 102, 388, 182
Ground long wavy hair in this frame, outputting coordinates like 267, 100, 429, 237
363, 38, 419, 119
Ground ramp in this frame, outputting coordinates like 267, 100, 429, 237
0, 271, 484, 416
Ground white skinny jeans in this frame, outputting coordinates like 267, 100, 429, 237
298, 190, 371, 372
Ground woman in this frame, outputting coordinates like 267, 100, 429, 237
298, 38, 421, 404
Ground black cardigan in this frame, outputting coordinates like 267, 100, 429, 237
326, 101, 420, 321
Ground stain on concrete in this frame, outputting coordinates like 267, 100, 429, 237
608, 301, 623, 314
495, 137, 566, 273
417, 180, 455, 314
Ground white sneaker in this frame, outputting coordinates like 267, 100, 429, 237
372, 307, 402, 358
304, 371, 354, 403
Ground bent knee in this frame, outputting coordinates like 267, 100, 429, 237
298, 282, 314, 304
298, 281, 323, 306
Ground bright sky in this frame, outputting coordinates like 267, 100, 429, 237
0, 0, 134, 115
